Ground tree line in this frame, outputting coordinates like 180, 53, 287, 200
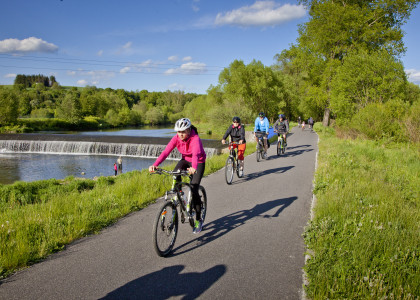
14, 74, 58, 88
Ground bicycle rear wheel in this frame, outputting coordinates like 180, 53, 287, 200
225, 156, 234, 184
153, 201, 178, 257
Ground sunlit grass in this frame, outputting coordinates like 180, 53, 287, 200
304, 124, 420, 299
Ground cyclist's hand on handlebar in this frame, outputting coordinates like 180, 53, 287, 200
187, 167, 196, 175
221, 139, 226, 144
239, 140, 243, 144
149, 165, 157, 173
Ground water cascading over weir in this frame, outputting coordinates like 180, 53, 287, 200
0, 133, 223, 159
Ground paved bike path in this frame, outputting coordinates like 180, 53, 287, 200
0, 127, 318, 299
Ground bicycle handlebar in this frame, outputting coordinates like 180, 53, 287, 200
151, 168, 190, 177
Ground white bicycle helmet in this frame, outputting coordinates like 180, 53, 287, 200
174, 118, 191, 131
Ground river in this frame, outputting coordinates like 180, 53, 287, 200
0, 127, 213, 185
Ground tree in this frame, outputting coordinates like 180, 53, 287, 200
0, 88, 19, 124
218, 59, 285, 121
290, 0, 420, 125
331, 49, 407, 124
55, 92, 82, 123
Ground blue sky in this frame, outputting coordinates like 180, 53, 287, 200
1, 0, 419, 94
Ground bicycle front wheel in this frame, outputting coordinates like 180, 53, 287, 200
225, 156, 234, 184
198, 186, 207, 224
256, 148, 261, 162
153, 201, 178, 257
236, 158, 241, 178
277, 139, 281, 156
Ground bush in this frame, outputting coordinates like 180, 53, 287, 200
350, 101, 408, 142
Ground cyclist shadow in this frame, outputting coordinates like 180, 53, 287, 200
231, 166, 294, 184
172, 196, 297, 256
99, 264, 226, 300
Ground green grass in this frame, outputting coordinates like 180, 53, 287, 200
304, 123, 420, 299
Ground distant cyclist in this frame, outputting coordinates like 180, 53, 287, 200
273, 114, 289, 147
308, 117, 314, 129
149, 118, 206, 234
297, 116, 302, 128
254, 112, 270, 159
222, 116, 246, 171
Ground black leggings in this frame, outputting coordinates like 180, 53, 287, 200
174, 159, 205, 221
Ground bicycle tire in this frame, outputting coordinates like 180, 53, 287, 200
235, 158, 241, 178
153, 201, 178, 257
277, 139, 281, 156
225, 156, 234, 184
198, 186, 207, 224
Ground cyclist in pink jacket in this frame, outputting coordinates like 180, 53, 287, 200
149, 118, 206, 233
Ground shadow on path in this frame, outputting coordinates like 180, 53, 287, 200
172, 196, 297, 256
231, 166, 294, 184
100, 265, 226, 300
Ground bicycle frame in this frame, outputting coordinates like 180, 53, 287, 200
154, 169, 194, 223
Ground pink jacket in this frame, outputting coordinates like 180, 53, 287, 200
153, 130, 206, 169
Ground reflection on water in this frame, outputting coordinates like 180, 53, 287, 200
0, 153, 171, 185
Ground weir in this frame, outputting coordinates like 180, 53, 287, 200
0, 133, 223, 159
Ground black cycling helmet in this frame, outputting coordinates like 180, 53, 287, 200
259, 112, 265, 118
279, 114, 285, 119
232, 116, 241, 123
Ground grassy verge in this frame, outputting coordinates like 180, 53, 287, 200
304, 123, 420, 299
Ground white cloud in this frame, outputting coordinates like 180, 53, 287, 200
123, 42, 132, 49
115, 41, 134, 55
120, 66, 131, 74
182, 56, 193, 62
97, 50, 103, 56
0, 37, 58, 53
77, 79, 88, 86
215, 1, 306, 27
4, 73, 16, 78
165, 62, 207, 75
168, 55, 178, 62
406, 69, 420, 83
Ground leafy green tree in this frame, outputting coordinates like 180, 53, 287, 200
218, 59, 285, 121
55, 92, 82, 123
287, 0, 420, 125
331, 49, 407, 124
0, 88, 19, 124
145, 107, 164, 125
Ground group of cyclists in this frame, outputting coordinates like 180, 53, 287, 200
298, 116, 314, 130
149, 113, 309, 234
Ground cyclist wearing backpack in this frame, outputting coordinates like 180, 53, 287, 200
273, 114, 289, 146
308, 117, 314, 129
254, 112, 270, 159
222, 116, 246, 171
149, 118, 206, 234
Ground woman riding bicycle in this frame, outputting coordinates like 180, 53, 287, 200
254, 112, 270, 159
221, 116, 246, 172
149, 118, 206, 234
273, 114, 289, 146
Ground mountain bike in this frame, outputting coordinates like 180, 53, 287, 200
255, 131, 268, 162
151, 168, 207, 257
275, 131, 286, 156
225, 142, 243, 184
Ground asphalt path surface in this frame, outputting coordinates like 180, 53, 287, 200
0, 126, 318, 300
